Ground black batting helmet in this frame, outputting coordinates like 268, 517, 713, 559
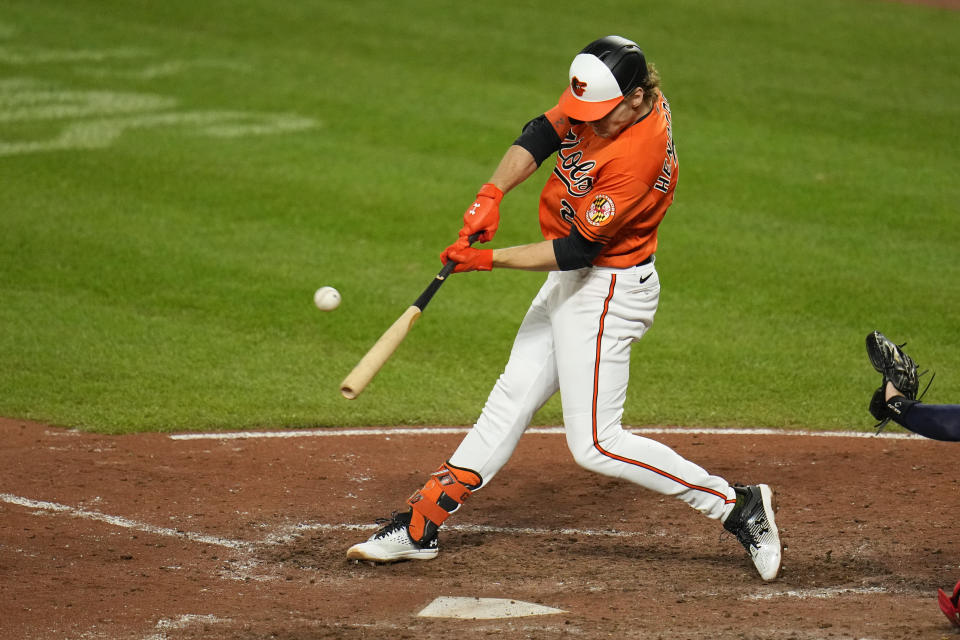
558, 35, 649, 121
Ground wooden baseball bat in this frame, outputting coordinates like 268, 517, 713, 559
339, 234, 479, 399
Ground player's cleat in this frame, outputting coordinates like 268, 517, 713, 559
346, 511, 439, 563
723, 484, 781, 581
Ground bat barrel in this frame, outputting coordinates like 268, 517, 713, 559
339, 306, 422, 399
340, 234, 477, 399
339, 381, 363, 400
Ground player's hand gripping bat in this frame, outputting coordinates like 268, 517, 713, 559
339, 234, 480, 399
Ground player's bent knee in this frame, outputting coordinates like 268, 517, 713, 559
566, 428, 630, 474
568, 442, 610, 474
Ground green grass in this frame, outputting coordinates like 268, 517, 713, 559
1, 0, 958, 433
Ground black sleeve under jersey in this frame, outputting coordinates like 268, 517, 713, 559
896, 402, 960, 442
552, 225, 606, 271
513, 114, 562, 167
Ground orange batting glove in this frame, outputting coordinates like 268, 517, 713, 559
440, 241, 493, 273
459, 183, 503, 243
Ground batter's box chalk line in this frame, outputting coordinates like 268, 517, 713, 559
265, 521, 663, 546
168, 426, 921, 441
143, 614, 230, 640
742, 586, 894, 600
0, 492, 251, 551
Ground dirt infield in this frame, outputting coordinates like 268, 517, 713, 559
1, 418, 958, 640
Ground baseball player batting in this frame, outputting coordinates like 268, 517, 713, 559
347, 35, 782, 581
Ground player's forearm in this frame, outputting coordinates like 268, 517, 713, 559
491, 240, 559, 271
482, 145, 556, 270
488, 145, 538, 194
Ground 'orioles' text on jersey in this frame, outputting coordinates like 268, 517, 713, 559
539, 93, 678, 268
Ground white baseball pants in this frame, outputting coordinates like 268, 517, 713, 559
449, 261, 736, 520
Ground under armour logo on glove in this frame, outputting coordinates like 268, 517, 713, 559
459, 183, 503, 243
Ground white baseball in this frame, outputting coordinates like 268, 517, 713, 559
313, 286, 341, 311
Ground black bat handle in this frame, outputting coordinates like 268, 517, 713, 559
413, 233, 482, 311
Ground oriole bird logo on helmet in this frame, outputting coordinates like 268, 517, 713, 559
571, 76, 587, 97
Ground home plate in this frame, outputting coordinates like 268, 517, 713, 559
417, 596, 566, 619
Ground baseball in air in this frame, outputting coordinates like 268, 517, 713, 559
313, 286, 341, 311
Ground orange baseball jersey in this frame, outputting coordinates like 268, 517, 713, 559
538, 94, 678, 268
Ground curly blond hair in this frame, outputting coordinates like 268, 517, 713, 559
639, 63, 661, 101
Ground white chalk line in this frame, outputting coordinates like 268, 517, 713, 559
262, 521, 660, 546
169, 426, 920, 441
144, 615, 231, 640
0, 491, 661, 550
170, 426, 474, 440
742, 586, 889, 600
0, 492, 250, 551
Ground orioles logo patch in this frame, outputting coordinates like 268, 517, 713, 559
571, 76, 587, 97
585, 194, 615, 227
